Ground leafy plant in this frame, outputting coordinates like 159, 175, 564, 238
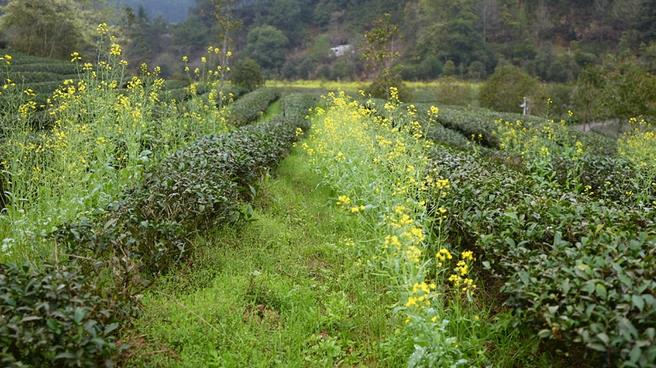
230, 57, 264, 92
228, 87, 279, 126
0, 263, 123, 367
428, 147, 656, 366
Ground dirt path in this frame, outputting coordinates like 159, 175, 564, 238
572, 119, 619, 133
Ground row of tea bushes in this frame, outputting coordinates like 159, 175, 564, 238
228, 88, 279, 126
1, 93, 316, 367
428, 146, 656, 367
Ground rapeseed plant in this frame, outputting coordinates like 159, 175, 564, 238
302, 89, 477, 366
0, 24, 231, 262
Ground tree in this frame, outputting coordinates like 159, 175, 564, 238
256, 0, 303, 41
0, 0, 90, 58
602, 58, 656, 123
442, 60, 456, 76
363, 13, 409, 100
363, 13, 399, 79
572, 66, 607, 125
245, 25, 289, 73
230, 57, 264, 92
467, 60, 485, 80
479, 64, 539, 113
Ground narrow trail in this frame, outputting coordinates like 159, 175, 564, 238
572, 118, 620, 134
125, 151, 400, 367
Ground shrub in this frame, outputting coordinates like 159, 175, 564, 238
442, 60, 456, 76
428, 147, 656, 366
228, 88, 279, 126
0, 263, 123, 367
230, 58, 264, 92
432, 104, 544, 148
56, 93, 315, 276
9, 63, 77, 75
365, 72, 411, 102
532, 83, 574, 119
5, 71, 77, 83
480, 64, 540, 113
425, 124, 469, 148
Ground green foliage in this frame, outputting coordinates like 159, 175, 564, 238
126, 152, 403, 367
0, 0, 91, 59
9, 63, 77, 75
228, 88, 279, 126
602, 58, 656, 121
429, 146, 656, 366
480, 65, 540, 113
230, 58, 264, 92
466, 61, 485, 80
56, 93, 313, 277
429, 104, 544, 148
532, 83, 575, 120
0, 263, 123, 367
442, 60, 456, 77
365, 72, 411, 101
363, 13, 399, 78
434, 77, 476, 106
425, 123, 469, 148
245, 25, 289, 73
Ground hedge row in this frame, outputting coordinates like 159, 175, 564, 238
2, 93, 316, 366
58, 92, 313, 274
9, 63, 77, 75
228, 87, 279, 126
7, 72, 78, 84
163, 83, 246, 104
0, 264, 123, 368
428, 147, 656, 367
0, 50, 67, 66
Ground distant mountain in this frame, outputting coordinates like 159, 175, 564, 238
114, 0, 194, 23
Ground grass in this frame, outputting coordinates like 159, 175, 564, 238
259, 98, 281, 122
125, 152, 405, 367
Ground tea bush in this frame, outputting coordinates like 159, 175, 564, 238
0, 263, 123, 367
57, 93, 314, 275
5, 71, 77, 83
228, 87, 279, 126
10, 63, 77, 75
428, 147, 656, 366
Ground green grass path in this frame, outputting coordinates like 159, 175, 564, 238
126, 152, 401, 367
259, 98, 281, 122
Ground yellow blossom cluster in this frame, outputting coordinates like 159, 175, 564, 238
446, 251, 477, 293
70, 52, 82, 63
1, 54, 12, 65
405, 282, 436, 308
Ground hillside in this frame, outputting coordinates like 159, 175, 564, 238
114, 0, 194, 23
2, 0, 655, 81
115, 0, 656, 81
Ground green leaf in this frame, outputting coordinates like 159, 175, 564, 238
596, 332, 609, 345
632, 295, 645, 312
587, 342, 607, 352
595, 284, 607, 299
629, 346, 641, 363
73, 307, 87, 324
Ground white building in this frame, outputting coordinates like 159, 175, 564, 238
330, 44, 354, 57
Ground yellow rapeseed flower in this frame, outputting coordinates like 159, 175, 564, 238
110, 43, 122, 56
461, 250, 474, 261
336, 195, 351, 206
